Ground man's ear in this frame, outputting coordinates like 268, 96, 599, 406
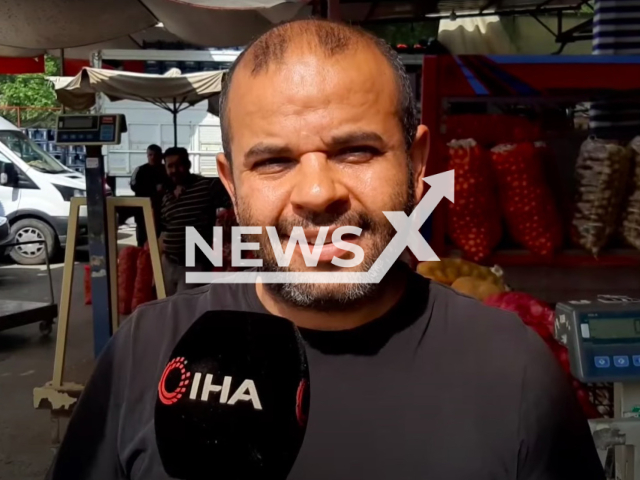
216, 153, 237, 210
409, 125, 430, 201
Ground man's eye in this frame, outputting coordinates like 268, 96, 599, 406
253, 158, 294, 171
334, 146, 381, 161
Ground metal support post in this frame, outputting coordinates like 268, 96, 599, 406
85, 146, 113, 357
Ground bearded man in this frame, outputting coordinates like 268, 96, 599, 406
46, 19, 603, 480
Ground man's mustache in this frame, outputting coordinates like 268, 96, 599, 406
272, 212, 376, 238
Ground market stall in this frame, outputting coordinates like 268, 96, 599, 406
415, 54, 640, 476
421, 54, 640, 266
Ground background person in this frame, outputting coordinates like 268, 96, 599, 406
129, 144, 169, 247
159, 147, 229, 296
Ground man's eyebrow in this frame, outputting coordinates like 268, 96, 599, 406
328, 131, 385, 149
244, 143, 294, 161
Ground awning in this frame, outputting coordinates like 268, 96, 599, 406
0, 1, 311, 50
50, 67, 225, 111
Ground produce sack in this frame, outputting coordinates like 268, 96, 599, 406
446, 139, 502, 262
571, 137, 632, 255
622, 137, 640, 250
132, 248, 156, 311
490, 142, 563, 257
118, 246, 141, 315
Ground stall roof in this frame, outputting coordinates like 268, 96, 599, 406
338, 0, 587, 22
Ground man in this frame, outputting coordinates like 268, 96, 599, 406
47, 20, 603, 480
159, 146, 230, 296
129, 144, 168, 247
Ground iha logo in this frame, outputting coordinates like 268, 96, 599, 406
158, 357, 191, 405
158, 357, 263, 410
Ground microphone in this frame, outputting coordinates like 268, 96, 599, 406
154, 310, 310, 480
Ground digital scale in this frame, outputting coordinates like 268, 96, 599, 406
556, 295, 640, 480
54, 114, 127, 146
556, 295, 640, 384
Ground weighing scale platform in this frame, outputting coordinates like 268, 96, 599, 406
0, 300, 57, 335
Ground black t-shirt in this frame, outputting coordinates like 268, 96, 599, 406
46, 270, 604, 480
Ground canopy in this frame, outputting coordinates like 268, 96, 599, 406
0, 0, 311, 50
50, 67, 226, 145
50, 67, 225, 111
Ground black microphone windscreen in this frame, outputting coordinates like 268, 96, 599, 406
154, 310, 310, 480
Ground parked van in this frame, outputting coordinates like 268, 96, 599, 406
0, 117, 90, 265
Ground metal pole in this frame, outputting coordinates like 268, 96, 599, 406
173, 99, 178, 147
85, 145, 113, 357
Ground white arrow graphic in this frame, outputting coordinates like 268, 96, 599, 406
187, 170, 455, 284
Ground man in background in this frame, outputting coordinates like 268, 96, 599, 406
159, 147, 230, 295
129, 144, 169, 247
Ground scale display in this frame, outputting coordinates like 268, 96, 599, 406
55, 114, 126, 146
556, 296, 640, 383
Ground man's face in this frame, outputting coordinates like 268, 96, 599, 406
165, 155, 189, 184
217, 45, 429, 309
147, 149, 161, 165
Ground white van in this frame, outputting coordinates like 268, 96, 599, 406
0, 117, 90, 265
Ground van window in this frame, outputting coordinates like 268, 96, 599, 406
0, 131, 66, 174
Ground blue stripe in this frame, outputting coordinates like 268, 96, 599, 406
454, 57, 488, 95
486, 55, 640, 64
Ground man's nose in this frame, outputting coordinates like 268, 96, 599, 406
290, 153, 349, 215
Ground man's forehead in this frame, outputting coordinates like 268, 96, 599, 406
226, 46, 398, 127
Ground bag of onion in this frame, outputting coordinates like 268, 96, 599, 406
490, 142, 563, 257
446, 139, 502, 262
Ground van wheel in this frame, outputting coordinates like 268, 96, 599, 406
9, 219, 57, 265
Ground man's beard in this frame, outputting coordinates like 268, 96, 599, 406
236, 170, 416, 312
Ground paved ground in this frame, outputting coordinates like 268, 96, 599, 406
0, 227, 137, 480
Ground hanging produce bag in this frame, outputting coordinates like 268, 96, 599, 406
571, 137, 632, 255
446, 139, 503, 262
622, 137, 640, 250
132, 248, 156, 311
118, 246, 142, 315
490, 142, 563, 257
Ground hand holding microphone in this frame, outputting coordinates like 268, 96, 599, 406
154, 310, 310, 480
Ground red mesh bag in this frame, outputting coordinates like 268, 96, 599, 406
490, 142, 563, 257
484, 292, 601, 419
84, 265, 92, 305
132, 249, 156, 311
118, 246, 141, 315
446, 139, 502, 262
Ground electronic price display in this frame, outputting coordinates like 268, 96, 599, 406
55, 114, 127, 146
556, 296, 640, 383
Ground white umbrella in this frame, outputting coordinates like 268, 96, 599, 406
50, 67, 226, 145
0, 0, 311, 50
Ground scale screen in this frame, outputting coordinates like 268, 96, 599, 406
589, 318, 640, 339
59, 116, 97, 130
55, 114, 126, 146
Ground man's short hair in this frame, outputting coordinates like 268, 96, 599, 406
147, 144, 162, 156
218, 18, 418, 163
164, 147, 191, 167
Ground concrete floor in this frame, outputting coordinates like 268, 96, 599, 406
0, 227, 137, 480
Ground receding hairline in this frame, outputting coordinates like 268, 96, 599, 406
219, 19, 417, 161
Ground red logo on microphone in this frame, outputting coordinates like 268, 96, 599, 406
296, 379, 309, 427
158, 357, 191, 405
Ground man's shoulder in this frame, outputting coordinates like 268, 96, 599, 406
425, 278, 536, 360
125, 283, 260, 336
